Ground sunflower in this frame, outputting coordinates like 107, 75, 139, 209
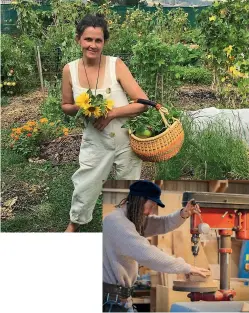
76, 92, 91, 109
84, 106, 102, 118
105, 99, 114, 111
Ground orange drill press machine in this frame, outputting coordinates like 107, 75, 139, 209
177, 192, 249, 302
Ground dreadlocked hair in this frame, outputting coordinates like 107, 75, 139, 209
117, 194, 147, 236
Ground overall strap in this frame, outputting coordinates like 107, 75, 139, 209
109, 56, 118, 86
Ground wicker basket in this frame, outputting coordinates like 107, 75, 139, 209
129, 100, 184, 162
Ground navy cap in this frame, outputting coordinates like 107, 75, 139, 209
129, 180, 165, 208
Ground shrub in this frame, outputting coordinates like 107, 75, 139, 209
170, 65, 212, 85
1, 34, 38, 94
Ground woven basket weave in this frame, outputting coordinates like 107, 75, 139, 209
129, 103, 184, 162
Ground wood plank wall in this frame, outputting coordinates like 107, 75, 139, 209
103, 180, 249, 204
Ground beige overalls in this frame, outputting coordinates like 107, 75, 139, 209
68, 56, 142, 224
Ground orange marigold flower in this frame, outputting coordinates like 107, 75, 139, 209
27, 121, 36, 127
64, 132, 69, 136
27, 133, 32, 137
40, 118, 48, 124
11, 133, 15, 138
22, 125, 32, 131
63, 127, 69, 132
14, 137, 19, 141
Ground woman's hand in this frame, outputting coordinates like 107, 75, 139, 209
187, 266, 210, 278
180, 199, 201, 219
93, 111, 115, 131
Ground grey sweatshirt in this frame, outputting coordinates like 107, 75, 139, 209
103, 206, 192, 287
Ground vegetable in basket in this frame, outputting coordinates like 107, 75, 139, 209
122, 102, 181, 138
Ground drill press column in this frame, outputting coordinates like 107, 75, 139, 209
219, 231, 232, 292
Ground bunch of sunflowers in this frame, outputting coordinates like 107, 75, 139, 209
75, 90, 114, 120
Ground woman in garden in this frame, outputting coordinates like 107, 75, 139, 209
62, 14, 148, 232
103, 180, 209, 312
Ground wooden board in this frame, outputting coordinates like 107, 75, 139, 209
156, 285, 189, 312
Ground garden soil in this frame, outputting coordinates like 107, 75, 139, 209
176, 84, 217, 110
1, 90, 46, 128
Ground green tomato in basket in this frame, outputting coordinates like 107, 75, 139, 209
135, 129, 153, 139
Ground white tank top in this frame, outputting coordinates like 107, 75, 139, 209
68, 56, 130, 143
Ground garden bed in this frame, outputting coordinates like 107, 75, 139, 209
176, 84, 218, 110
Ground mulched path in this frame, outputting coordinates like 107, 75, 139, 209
1, 90, 47, 128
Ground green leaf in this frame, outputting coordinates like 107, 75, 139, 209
75, 108, 83, 120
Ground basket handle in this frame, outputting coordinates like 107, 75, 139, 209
131, 99, 171, 127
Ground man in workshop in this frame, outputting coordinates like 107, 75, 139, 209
103, 180, 209, 312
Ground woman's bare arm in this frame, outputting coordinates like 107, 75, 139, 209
109, 58, 149, 119
61, 64, 79, 116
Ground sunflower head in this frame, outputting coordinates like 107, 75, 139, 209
84, 105, 101, 118
105, 99, 114, 111
76, 92, 91, 109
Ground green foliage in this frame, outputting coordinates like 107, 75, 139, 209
1, 34, 37, 94
41, 80, 63, 120
156, 116, 249, 180
0, 96, 11, 107
170, 65, 212, 85
3, 1, 200, 98
41, 80, 77, 127
12, 0, 47, 38
197, 0, 249, 106
168, 44, 202, 66
180, 27, 202, 45
130, 36, 204, 100
161, 7, 189, 44
122, 105, 181, 137
130, 33, 174, 100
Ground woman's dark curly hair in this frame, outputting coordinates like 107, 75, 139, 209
76, 13, 109, 40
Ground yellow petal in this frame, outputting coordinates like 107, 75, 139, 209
209, 16, 216, 21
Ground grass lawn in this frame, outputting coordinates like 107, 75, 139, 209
1, 147, 102, 232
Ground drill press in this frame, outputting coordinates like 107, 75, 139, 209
176, 191, 249, 302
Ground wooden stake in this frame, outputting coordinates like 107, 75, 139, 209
36, 46, 44, 93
